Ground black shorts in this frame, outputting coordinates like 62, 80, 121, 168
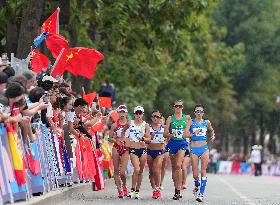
129, 148, 147, 158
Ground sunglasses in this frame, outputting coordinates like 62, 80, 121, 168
135, 111, 143, 115
194, 110, 204, 114
152, 115, 161, 119
174, 105, 183, 109
119, 105, 127, 109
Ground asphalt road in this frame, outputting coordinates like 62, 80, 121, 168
55, 172, 280, 205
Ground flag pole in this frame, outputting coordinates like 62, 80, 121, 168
57, 7, 60, 34
26, 46, 34, 64
50, 48, 65, 75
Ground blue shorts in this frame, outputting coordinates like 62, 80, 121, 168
166, 138, 188, 154
190, 145, 209, 157
129, 148, 147, 158
147, 149, 165, 159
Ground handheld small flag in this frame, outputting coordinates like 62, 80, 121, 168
98, 97, 111, 108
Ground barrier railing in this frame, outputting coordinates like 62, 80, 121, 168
0, 122, 111, 204
215, 160, 280, 176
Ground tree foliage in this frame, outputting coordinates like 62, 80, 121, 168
1, 0, 279, 154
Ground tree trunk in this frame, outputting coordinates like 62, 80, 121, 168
250, 131, 255, 147
243, 135, 248, 155
5, 19, 18, 54
16, 0, 45, 58
259, 116, 265, 146
59, 0, 70, 25
0, 0, 5, 7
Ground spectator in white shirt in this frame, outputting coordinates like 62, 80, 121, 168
250, 145, 262, 176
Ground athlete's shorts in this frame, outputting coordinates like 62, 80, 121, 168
129, 148, 147, 158
147, 149, 165, 159
166, 138, 188, 155
190, 145, 209, 157
113, 143, 130, 156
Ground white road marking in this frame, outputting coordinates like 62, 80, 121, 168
216, 175, 256, 205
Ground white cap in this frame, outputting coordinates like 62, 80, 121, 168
252, 145, 258, 150
42, 75, 58, 82
117, 104, 128, 113
134, 105, 144, 113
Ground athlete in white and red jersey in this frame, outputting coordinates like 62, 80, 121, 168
109, 105, 130, 198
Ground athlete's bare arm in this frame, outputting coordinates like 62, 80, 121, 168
164, 116, 173, 138
143, 123, 152, 143
206, 120, 215, 142
109, 123, 116, 143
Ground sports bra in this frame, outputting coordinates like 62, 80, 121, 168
150, 124, 165, 143
190, 119, 207, 142
125, 120, 146, 142
114, 120, 126, 138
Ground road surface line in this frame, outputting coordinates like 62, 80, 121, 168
216, 175, 256, 205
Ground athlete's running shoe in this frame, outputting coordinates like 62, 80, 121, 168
172, 193, 181, 200
196, 193, 204, 202
128, 190, 135, 198
182, 183, 187, 189
123, 186, 129, 196
152, 189, 161, 199
159, 184, 164, 190
152, 190, 157, 199
193, 186, 199, 197
118, 190, 124, 198
157, 189, 161, 198
134, 191, 140, 199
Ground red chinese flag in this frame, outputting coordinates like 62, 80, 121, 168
92, 122, 105, 132
110, 110, 119, 122
41, 8, 59, 34
51, 47, 104, 79
98, 97, 111, 108
46, 33, 68, 58
31, 49, 50, 74
82, 87, 96, 105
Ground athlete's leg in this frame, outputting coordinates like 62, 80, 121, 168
170, 153, 178, 189
200, 149, 209, 178
136, 152, 147, 190
120, 151, 129, 188
160, 152, 169, 187
112, 148, 122, 192
130, 153, 141, 190
191, 152, 200, 196
182, 156, 191, 188
174, 150, 185, 190
197, 149, 209, 201
147, 154, 155, 189
152, 154, 164, 189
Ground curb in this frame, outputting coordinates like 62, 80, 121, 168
15, 183, 91, 205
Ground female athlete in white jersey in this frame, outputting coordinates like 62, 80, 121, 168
109, 105, 130, 198
147, 110, 166, 199
122, 106, 151, 199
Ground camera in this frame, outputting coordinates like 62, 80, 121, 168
0, 103, 4, 113
1, 53, 8, 64
43, 91, 49, 103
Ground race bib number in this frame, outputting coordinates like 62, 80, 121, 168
153, 134, 164, 143
174, 129, 184, 138
193, 128, 207, 136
